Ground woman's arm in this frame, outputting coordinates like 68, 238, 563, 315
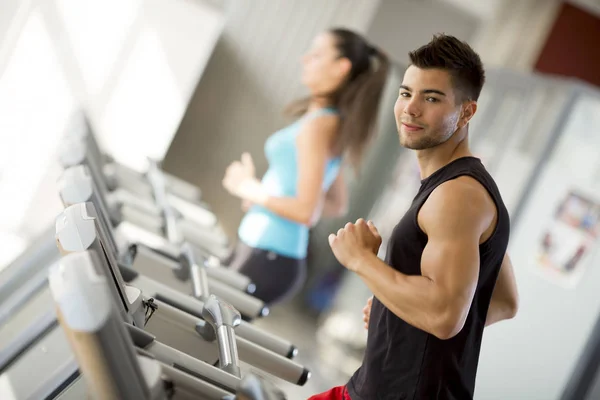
223, 114, 340, 225
261, 115, 340, 225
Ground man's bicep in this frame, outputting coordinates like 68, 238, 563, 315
421, 235, 480, 304
419, 183, 487, 308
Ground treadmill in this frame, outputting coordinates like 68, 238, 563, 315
63, 112, 230, 260
0, 202, 309, 388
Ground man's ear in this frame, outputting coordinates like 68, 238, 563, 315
459, 101, 477, 129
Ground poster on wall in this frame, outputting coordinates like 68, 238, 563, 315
534, 190, 600, 288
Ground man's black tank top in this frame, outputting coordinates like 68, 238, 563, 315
347, 156, 510, 400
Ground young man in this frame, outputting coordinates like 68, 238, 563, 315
310, 35, 519, 400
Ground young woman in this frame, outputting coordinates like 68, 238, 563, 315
222, 27, 390, 305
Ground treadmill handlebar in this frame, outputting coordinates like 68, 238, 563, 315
199, 295, 242, 377
202, 295, 242, 330
180, 243, 210, 301
164, 208, 182, 244
147, 159, 183, 245
146, 159, 168, 209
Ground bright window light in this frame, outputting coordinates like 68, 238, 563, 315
0, 11, 75, 233
99, 27, 185, 172
55, 0, 143, 95
142, 0, 225, 101
0, 232, 26, 271
98, 0, 224, 172
0, 373, 16, 400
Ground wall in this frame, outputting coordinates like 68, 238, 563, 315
469, 0, 563, 72
163, 0, 382, 236
367, 0, 480, 65
475, 91, 600, 400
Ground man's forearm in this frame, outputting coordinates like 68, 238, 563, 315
485, 253, 519, 327
485, 300, 516, 327
352, 252, 448, 338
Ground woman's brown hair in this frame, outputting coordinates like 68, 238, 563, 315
286, 28, 390, 170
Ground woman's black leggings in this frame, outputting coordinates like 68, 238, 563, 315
224, 240, 307, 306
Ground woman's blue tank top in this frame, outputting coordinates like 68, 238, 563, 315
237, 108, 341, 259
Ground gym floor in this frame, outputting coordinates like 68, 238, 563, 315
251, 301, 343, 399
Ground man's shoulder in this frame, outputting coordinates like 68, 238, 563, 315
420, 176, 496, 237
429, 176, 494, 213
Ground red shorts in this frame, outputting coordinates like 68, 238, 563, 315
307, 386, 351, 400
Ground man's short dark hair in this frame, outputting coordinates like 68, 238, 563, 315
409, 34, 485, 103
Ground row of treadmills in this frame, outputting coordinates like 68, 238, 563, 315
0, 112, 308, 399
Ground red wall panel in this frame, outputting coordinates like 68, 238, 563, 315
534, 2, 600, 87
